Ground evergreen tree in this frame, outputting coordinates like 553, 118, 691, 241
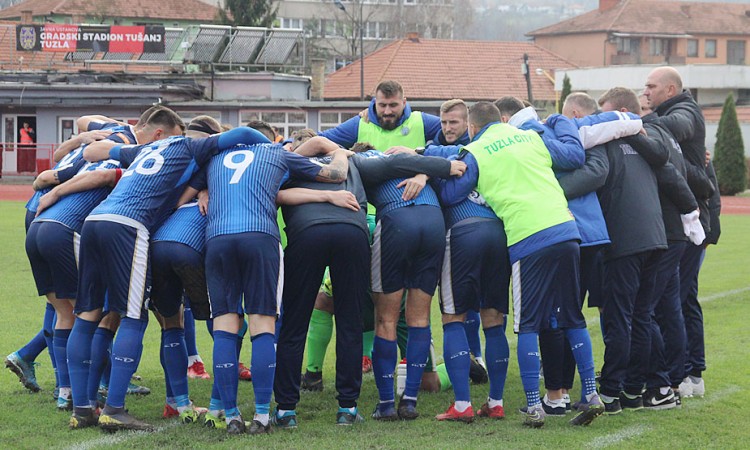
218, 0, 277, 27
558, 74, 571, 114
713, 94, 747, 195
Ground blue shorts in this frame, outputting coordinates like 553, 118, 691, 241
371, 205, 445, 295
150, 241, 209, 320
512, 240, 584, 333
76, 218, 150, 320
25, 221, 79, 299
25, 209, 35, 233
439, 219, 510, 315
205, 232, 282, 318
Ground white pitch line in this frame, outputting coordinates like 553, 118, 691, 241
584, 385, 739, 449
65, 421, 180, 450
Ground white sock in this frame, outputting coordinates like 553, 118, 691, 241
254, 413, 269, 426
689, 375, 702, 383
488, 398, 503, 408
177, 404, 192, 414
454, 401, 471, 412
59, 387, 71, 400
187, 355, 202, 366
660, 387, 671, 395
277, 408, 294, 417
543, 393, 565, 407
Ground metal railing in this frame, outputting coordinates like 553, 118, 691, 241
0, 143, 55, 176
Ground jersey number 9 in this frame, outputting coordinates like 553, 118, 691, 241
223, 150, 255, 184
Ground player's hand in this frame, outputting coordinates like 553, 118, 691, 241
638, 127, 648, 136
327, 190, 360, 211
358, 108, 369, 123
77, 130, 112, 144
36, 190, 59, 216
449, 160, 467, 177
397, 174, 428, 201
283, 142, 293, 152
385, 146, 416, 155
197, 189, 209, 216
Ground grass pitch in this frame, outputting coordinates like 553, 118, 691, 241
1, 201, 748, 449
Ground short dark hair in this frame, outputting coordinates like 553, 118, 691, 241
351, 142, 375, 153
187, 115, 222, 135
145, 107, 185, 134
136, 105, 167, 128
494, 96, 525, 118
246, 120, 276, 141
598, 87, 641, 115
468, 102, 501, 130
375, 80, 403, 98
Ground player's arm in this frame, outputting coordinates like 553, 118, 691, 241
76, 115, 123, 132
623, 132, 669, 167
656, 163, 698, 214
36, 168, 122, 215
276, 188, 359, 211
557, 145, 610, 200
33, 159, 88, 191
438, 151, 479, 206
294, 136, 340, 157
54, 130, 112, 162
542, 114, 585, 170
575, 112, 642, 150
654, 107, 695, 142
315, 149, 350, 183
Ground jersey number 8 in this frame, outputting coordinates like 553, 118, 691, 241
223, 150, 255, 184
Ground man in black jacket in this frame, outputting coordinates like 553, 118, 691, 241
645, 67, 713, 396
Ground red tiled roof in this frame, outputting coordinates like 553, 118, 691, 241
0, 0, 219, 22
702, 106, 750, 123
324, 38, 577, 102
528, 0, 750, 37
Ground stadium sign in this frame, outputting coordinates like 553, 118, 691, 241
16, 24, 166, 53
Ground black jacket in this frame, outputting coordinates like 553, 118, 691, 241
596, 135, 667, 261
654, 90, 714, 232
705, 161, 721, 245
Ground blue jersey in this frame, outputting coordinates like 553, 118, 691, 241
357, 150, 440, 221
206, 144, 322, 241
442, 193, 498, 230
25, 122, 128, 213
89, 134, 220, 232
152, 202, 207, 253
34, 158, 122, 233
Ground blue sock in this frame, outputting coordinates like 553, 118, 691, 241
67, 318, 98, 409
443, 322, 471, 403
209, 392, 223, 412
106, 318, 147, 408
213, 331, 240, 413
372, 336, 397, 403
159, 335, 174, 400
52, 329, 71, 388
18, 330, 46, 362
100, 344, 112, 388
464, 310, 482, 359
162, 328, 189, 400
183, 305, 199, 357
517, 331, 541, 407
88, 328, 114, 405
43, 304, 58, 386
484, 325, 509, 401
404, 326, 432, 400
565, 327, 598, 399
250, 332, 275, 414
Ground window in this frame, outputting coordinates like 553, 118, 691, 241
649, 38, 669, 56
738, 89, 750, 104
280, 18, 303, 29
616, 37, 634, 54
727, 40, 746, 65
319, 111, 360, 131
333, 57, 352, 70
58, 117, 78, 143
240, 110, 307, 139
705, 39, 717, 58
687, 39, 698, 57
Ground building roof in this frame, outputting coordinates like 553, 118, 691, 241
0, 0, 219, 22
528, 0, 750, 37
324, 38, 577, 102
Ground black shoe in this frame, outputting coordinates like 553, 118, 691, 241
469, 358, 488, 384
643, 388, 677, 410
397, 397, 419, 420
620, 392, 643, 410
99, 409, 154, 432
673, 388, 683, 407
227, 418, 247, 435
300, 371, 323, 392
602, 397, 622, 415
519, 395, 566, 416
247, 419, 273, 435
69, 410, 99, 429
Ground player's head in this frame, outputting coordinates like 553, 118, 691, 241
134, 105, 167, 130
493, 96, 525, 123
290, 128, 317, 151
351, 142, 375, 153
598, 87, 641, 115
246, 120, 276, 141
374, 80, 406, 131
137, 107, 185, 144
221, 123, 233, 132
638, 93, 652, 117
644, 66, 683, 109
467, 102, 501, 139
439, 99, 468, 144
562, 92, 597, 118
186, 115, 222, 138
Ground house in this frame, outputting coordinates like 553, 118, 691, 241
323, 36, 576, 104
527, 0, 750, 68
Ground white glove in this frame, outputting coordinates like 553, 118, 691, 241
681, 209, 705, 245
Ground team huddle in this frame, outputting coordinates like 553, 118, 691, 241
5, 67, 719, 435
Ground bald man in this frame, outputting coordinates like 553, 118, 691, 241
644, 66, 712, 399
